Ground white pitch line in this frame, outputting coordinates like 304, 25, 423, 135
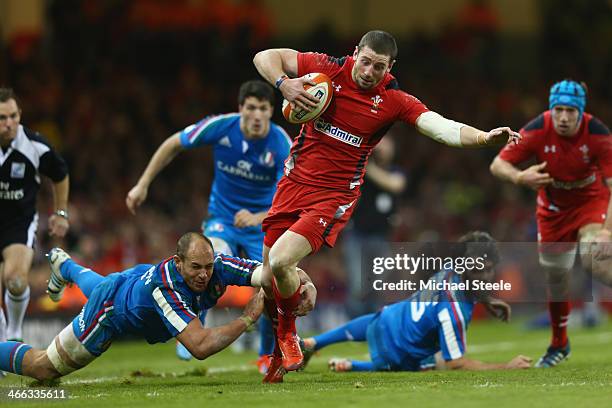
63, 376, 120, 385
207, 364, 255, 374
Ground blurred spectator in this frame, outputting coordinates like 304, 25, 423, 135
342, 134, 406, 317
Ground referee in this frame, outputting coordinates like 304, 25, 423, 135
0, 88, 69, 342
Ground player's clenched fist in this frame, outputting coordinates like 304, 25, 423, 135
294, 282, 317, 316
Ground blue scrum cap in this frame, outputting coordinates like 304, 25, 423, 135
549, 80, 586, 118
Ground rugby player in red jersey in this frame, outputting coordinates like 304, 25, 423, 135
253, 30, 520, 381
490, 79, 612, 367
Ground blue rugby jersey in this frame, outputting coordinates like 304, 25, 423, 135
179, 114, 291, 229
106, 254, 259, 344
371, 270, 475, 370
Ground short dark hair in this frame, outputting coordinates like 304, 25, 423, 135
176, 232, 214, 260
358, 30, 398, 61
458, 231, 499, 264
0, 87, 17, 104
238, 80, 275, 106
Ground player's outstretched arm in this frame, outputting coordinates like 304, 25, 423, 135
445, 355, 532, 370
176, 290, 264, 360
126, 133, 184, 214
416, 111, 520, 148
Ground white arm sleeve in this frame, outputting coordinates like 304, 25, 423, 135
415, 111, 465, 147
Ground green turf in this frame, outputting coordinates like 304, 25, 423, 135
2, 319, 612, 407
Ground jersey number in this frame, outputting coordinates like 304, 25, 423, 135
411, 301, 437, 322
140, 266, 154, 285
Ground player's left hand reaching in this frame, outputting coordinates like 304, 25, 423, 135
48, 214, 69, 238
483, 297, 511, 322
484, 127, 521, 145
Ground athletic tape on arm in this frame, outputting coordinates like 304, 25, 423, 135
250, 265, 263, 287
416, 111, 464, 147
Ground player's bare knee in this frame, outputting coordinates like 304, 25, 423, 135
268, 247, 296, 275
5, 272, 28, 295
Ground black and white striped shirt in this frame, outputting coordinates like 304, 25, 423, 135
0, 125, 68, 224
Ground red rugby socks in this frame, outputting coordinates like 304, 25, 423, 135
548, 301, 570, 348
272, 279, 301, 335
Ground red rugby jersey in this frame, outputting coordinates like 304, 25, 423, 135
499, 111, 612, 212
283, 52, 429, 191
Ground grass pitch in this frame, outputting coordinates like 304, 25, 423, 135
2, 319, 612, 407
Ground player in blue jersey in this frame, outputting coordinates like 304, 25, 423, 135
126, 80, 291, 369
300, 232, 532, 372
0, 232, 315, 381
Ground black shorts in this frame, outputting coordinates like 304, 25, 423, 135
0, 213, 39, 257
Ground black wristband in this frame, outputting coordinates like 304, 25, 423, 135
275, 74, 289, 89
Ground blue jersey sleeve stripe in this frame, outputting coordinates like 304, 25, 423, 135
219, 254, 259, 275
214, 254, 258, 287
184, 113, 237, 146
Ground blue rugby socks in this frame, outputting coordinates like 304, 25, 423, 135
312, 313, 375, 350
349, 360, 375, 371
60, 259, 105, 298
0, 341, 32, 375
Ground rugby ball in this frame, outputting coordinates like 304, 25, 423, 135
282, 73, 333, 124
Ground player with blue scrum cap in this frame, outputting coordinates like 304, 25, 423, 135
491, 79, 612, 367
126, 80, 291, 371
